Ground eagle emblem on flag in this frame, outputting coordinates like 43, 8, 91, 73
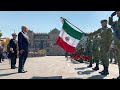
65, 37, 70, 41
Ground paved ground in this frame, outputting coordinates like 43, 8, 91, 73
0, 56, 119, 79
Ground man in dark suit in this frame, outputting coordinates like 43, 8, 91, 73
0, 40, 4, 63
9, 33, 18, 69
18, 26, 30, 73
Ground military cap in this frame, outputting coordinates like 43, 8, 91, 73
101, 19, 107, 23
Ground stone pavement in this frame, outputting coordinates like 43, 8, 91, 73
0, 56, 119, 79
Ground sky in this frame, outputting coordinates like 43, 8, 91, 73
0, 11, 118, 39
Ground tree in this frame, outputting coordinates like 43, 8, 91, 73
38, 49, 47, 55
0, 32, 2, 37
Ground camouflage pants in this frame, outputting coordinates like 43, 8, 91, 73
109, 49, 117, 63
93, 50, 100, 65
109, 50, 113, 62
100, 45, 110, 68
114, 38, 120, 75
87, 51, 93, 65
89, 53, 93, 65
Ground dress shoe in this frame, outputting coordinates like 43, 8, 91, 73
23, 70, 27, 72
18, 71, 26, 73
14, 66, 18, 68
11, 67, 15, 69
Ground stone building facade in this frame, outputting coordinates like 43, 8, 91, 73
27, 28, 65, 56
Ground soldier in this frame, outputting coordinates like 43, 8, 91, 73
109, 40, 117, 64
98, 19, 112, 75
86, 37, 93, 67
92, 34, 101, 71
109, 11, 120, 79
65, 51, 69, 61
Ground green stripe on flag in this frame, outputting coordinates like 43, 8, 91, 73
62, 20, 84, 40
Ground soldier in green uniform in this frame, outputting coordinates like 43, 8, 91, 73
65, 51, 69, 61
109, 11, 120, 79
98, 19, 112, 75
109, 40, 114, 63
109, 40, 117, 64
86, 37, 93, 68
92, 34, 101, 71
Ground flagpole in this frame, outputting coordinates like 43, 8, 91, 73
60, 17, 86, 34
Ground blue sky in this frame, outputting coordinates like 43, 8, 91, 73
0, 11, 118, 38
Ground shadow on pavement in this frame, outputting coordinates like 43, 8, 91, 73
0, 72, 18, 77
87, 75, 106, 79
71, 59, 80, 64
77, 70, 95, 75
65, 77, 83, 79
31, 76, 62, 79
0, 68, 11, 71
75, 67, 88, 70
84, 61, 90, 64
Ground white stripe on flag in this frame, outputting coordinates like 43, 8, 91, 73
59, 29, 80, 47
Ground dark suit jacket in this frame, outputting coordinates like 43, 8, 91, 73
18, 32, 29, 52
9, 39, 18, 54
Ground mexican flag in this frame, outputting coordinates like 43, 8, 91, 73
56, 19, 84, 53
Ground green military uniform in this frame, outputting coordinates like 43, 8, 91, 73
109, 16, 120, 78
74, 44, 84, 63
87, 29, 101, 67
109, 35, 114, 63
86, 37, 93, 67
99, 27, 112, 75
109, 40, 118, 64
109, 48, 114, 63
65, 52, 69, 61
92, 35, 101, 70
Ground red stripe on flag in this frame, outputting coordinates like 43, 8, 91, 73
56, 36, 75, 53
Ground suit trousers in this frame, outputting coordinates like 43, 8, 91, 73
18, 51, 28, 72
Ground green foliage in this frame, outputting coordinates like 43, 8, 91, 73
38, 49, 47, 54
0, 32, 2, 37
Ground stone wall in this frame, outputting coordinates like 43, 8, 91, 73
27, 28, 65, 56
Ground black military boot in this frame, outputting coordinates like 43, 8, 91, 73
113, 76, 120, 79
92, 64, 99, 71
87, 64, 92, 68
101, 67, 109, 75
80, 59, 83, 63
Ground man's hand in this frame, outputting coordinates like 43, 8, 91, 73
19, 49, 24, 54
17, 51, 19, 55
111, 11, 116, 17
10, 48, 13, 51
11, 51, 14, 53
